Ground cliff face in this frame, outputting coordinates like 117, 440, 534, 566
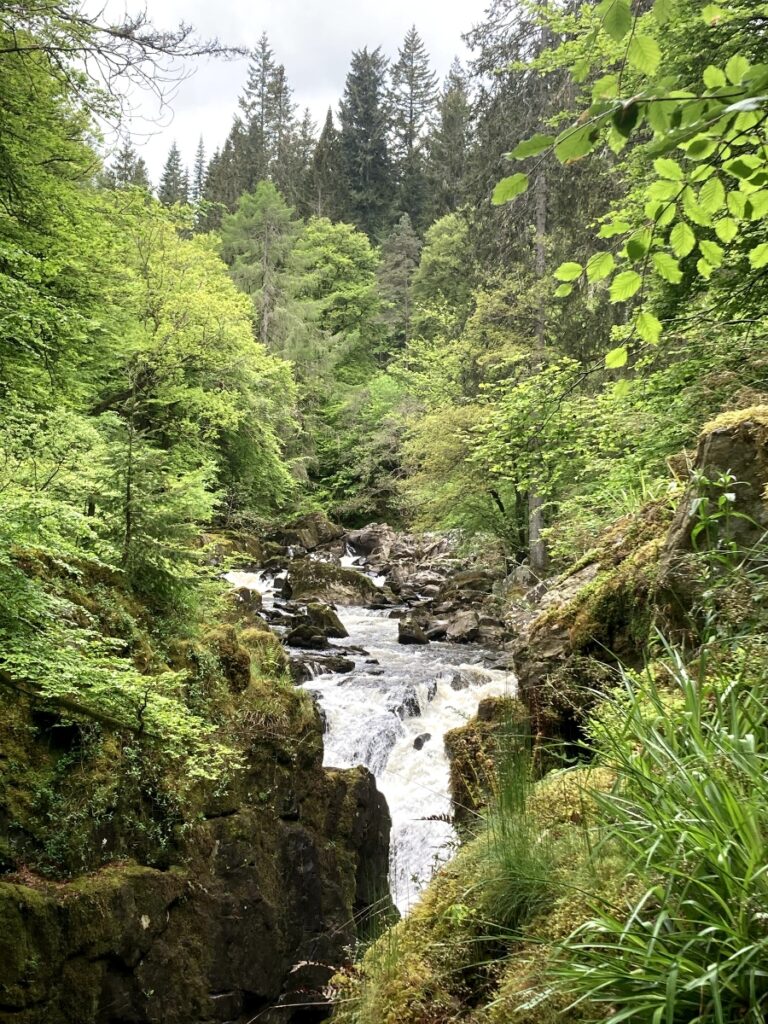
0, 690, 391, 1024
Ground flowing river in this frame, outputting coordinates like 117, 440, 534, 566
227, 567, 516, 914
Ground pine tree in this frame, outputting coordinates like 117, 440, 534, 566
105, 141, 151, 190
389, 26, 437, 230
192, 136, 206, 202
275, 107, 316, 216
377, 213, 422, 347
157, 142, 188, 205
310, 109, 346, 220
426, 59, 471, 219
239, 34, 278, 187
338, 47, 394, 239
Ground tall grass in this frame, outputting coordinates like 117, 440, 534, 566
557, 652, 768, 1023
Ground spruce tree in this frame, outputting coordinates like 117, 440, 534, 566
157, 142, 188, 205
389, 26, 437, 229
105, 141, 151, 190
377, 213, 422, 347
191, 136, 206, 202
338, 47, 394, 239
310, 109, 346, 220
426, 59, 471, 219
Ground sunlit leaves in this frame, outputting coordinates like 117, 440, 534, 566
654, 158, 684, 181
492, 173, 528, 204
653, 252, 683, 283
628, 35, 661, 76
670, 221, 696, 257
725, 54, 750, 86
508, 134, 554, 159
586, 252, 616, 282
714, 217, 738, 243
749, 243, 768, 269
699, 239, 723, 268
605, 345, 628, 368
636, 311, 663, 344
554, 261, 584, 281
699, 176, 725, 213
703, 65, 726, 89
610, 270, 642, 302
597, 0, 632, 41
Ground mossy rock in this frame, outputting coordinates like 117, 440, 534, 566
287, 560, 385, 606
239, 624, 289, 675
203, 625, 252, 693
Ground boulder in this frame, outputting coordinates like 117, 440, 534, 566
305, 601, 349, 639
277, 511, 345, 552
386, 685, 421, 719
285, 624, 329, 650
413, 733, 432, 750
346, 523, 398, 559
287, 561, 385, 607
397, 618, 429, 645
445, 610, 481, 643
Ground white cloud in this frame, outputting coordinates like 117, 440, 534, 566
99, 0, 489, 179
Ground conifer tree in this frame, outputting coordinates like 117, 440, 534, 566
310, 109, 346, 221
105, 141, 151, 190
192, 136, 206, 202
338, 47, 394, 239
157, 141, 188, 205
377, 213, 421, 347
426, 59, 471, 219
389, 26, 437, 229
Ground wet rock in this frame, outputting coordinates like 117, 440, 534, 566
426, 679, 438, 702
424, 622, 448, 641
285, 624, 329, 650
305, 601, 349, 639
397, 618, 429, 645
347, 523, 398, 559
287, 561, 385, 607
445, 610, 481, 643
386, 685, 421, 719
413, 733, 432, 750
450, 671, 471, 691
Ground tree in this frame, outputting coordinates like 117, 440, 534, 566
157, 141, 188, 205
426, 59, 472, 219
191, 136, 206, 202
310, 109, 346, 220
220, 182, 299, 354
104, 140, 151, 190
412, 212, 475, 339
339, 47, 394, 238
389, 26, 438, 229
377, 214, 422, 347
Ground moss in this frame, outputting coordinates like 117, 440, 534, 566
701, 404, 768, 435
240, 624, 289, 675
289, 560, 382, 604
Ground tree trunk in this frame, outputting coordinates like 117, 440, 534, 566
528, 166, 548, 579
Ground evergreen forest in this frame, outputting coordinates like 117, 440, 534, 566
1, 1, 768, 1022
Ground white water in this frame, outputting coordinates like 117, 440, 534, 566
226, 569, 516, 915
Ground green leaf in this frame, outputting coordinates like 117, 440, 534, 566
610, 270, 642, 302
555, 122, 602, 164
586, 251, 616, 282
653, 0, 675, 24
682, 187, 713, 226
636, 311, 663, 343
697, 257, 713, 279
701, 4, 725, 24
613, 100, 640, 138
509, 134, 555, 159
614, 378, 633, 397
628, 35, 662, 76
725, 54, 750, 85
492, 173, 529, 204
727, 191, 747, 217
714, 217, 739, 243
653, 252, 683, 283
699, 176, 726, 213
554, 262, 583, 282
724, 156, 762, 180
670, 221, 696, 257
572, 58, 591, 83
699, 239, 724, 267
654, 158, 684, 181
746, 190, 768, 219
648, 98, 671, 134
703, 65, 727, 89
597, 0, 632, 41
605, 345, 628, 368
749, 242, 768, 269
554, 283, 574, 297
598, 220, 631, 238
592, 74, 619, 100
685, 136, 718, 160
626, 230, 652, 260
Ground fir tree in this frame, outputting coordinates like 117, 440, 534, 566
310, 109, 346, 221
239, 33, 277, 187
338, 47, 394, 239
426, 59, 471, 219
389, 26, 437, 229
157, 141, 188, 205
377, 213, 421, 347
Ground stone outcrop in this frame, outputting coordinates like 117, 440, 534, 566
286, 561, 388, 607
0, 684, 391, 1024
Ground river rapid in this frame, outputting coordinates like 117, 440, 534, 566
227, 565, 516, 915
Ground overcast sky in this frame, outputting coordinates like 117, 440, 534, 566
102, 0, 491, 181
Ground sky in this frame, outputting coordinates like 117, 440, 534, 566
101, 0, 491, 181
